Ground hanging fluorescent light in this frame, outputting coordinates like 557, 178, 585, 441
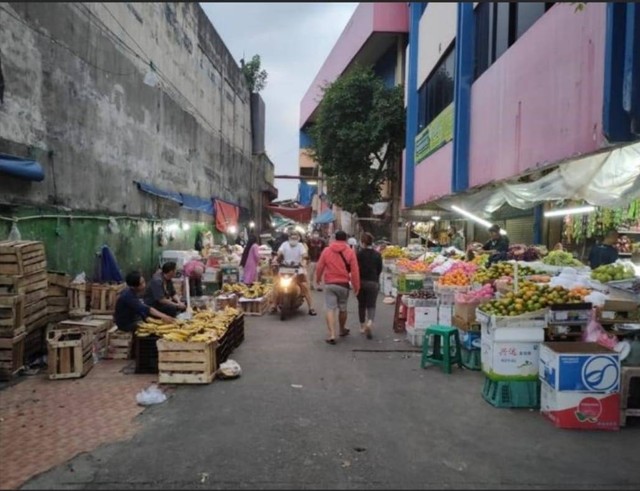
451, 205, 507, 235
432, 216, 441, 221
306, 180, 318, 186
249, 221, 255, 229
544, 206, 596, 218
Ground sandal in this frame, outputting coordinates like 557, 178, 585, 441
309, 309, 317, 316
339, 328, 350, 337
325, 339, 336, 345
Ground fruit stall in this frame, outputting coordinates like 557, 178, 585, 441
381, 238, 640, 430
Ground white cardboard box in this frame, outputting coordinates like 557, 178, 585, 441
481, 340, 541, 381
413, 306, 439, 330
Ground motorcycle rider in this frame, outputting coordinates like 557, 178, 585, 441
276, 231, 317, 316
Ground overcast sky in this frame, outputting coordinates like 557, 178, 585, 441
201, 2, 358, 201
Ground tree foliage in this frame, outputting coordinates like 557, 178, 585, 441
309, 65, 405, 215
241, 54, 268, 93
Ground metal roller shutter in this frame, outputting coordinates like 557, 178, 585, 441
505, 216, 534, 244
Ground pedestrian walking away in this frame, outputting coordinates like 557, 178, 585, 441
240, 234, 261, 284
315, 230, 360, 344
356, 232, 382, 339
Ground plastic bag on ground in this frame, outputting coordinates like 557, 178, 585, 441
8, 222, 21, 241
72, 272, 87, 284
136, 384, 167, 406
217, 359, 242, 379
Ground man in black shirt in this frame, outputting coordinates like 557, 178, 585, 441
144, 261, 187, 317
589, 229, 619, 269
356, 232, 383, 339
483, 224, 510, 265
113, 271, 175, 332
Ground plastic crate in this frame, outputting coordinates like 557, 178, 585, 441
406, 326, 427, 347
482, 377, 541, 409
135, 335, 160, 374
461, 347, 481, 371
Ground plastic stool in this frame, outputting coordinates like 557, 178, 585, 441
620, 366, 640, 427
421, 325, 462, 374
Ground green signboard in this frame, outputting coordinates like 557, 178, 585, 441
415, 103, 454, 165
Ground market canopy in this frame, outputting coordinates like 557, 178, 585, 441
438, 141, 640, 217
313, 209, 335, 224
135, 181, 183, 204
181, 193, 214, 215
214, 198, 239, 233
267, 204, 312, 223
0, 153, 45, 182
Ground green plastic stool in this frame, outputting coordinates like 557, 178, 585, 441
461, 348, 481, 371
421, 325, 463, 374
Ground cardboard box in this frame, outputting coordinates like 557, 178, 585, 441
540, 382, 620, 431
438, 304, 453, 326
481, 340, 541, 381
409, 306, 438, 330
539, 342, 620, 393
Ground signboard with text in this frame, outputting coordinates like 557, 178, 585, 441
414, 103, 454, 164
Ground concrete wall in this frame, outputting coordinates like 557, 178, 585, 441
0, 2, 255, 217
417, 3, 457, 88
468, 3, 607, 188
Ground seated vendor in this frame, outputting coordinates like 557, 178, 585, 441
183, 258, 205, 297
588, 229, 619, 269
144, 261, 187, 317
113, 271, 176, 332
483, 224, 510, 265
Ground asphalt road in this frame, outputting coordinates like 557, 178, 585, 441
22, 290, 640, 490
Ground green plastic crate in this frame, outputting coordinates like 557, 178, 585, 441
461, 347, 481, 371
482, 377, 540, 409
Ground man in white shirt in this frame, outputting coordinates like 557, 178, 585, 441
277, 232, 317, 315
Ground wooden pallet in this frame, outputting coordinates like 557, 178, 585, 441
104, 327, 133, 359
0, 294, 25, 333
0, 332, 25, 380
90, 283, 125, 314
53, 319, 110, 355
157, 339, 216, 384
47, 327, 93, 380
0, 241, 47, 276
238, 294, 271, 316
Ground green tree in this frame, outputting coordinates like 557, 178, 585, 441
241, 54, 268, 93
309, 65, 405, 216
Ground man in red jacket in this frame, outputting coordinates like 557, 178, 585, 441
315, 230, 360, 344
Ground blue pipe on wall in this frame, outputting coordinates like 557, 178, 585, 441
451, 2, 474, 193
403, 2, 422, 208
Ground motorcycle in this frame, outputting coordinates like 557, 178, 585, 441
274, 263, 305, 321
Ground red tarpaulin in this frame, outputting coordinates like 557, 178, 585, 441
214, 199, 239, 233
267, 205, 312, 223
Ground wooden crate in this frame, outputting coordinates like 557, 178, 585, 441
0, 241, 47, 276
157, 339, 216, 384
47, 327, 93, 380
24, 298, 49, 332
90, 283, 125, 314
47, 271, 71, 298
0, 332, 25, 380
104, 327, 133, 360
238, 294, 270, 316
215, 294, 238, 311
54, 319, 110, 355
90, 314, 114, 329
47, 296, 70, 314
68, 283, 88, 316
0, 294, 25, 333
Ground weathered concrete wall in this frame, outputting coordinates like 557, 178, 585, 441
0, 2, 254, 216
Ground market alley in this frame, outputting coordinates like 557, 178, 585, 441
16, 290, 640, 491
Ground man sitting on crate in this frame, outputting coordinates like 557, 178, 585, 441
114, 271, 176, 332
144, 261, 187, 318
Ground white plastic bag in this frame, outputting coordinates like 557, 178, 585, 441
72, 272, 87, 284
217, 359, 242, 379
8, 222, 21, 241
136, 384, 167, 406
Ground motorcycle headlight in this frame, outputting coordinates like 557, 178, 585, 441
280, 277, 293, 287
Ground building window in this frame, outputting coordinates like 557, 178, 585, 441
417, 43, 455, 132
474, 3, 554, 81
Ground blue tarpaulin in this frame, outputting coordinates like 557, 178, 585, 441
313, 209, 335, 224
98, 245, 123, 283
180, 193, 214, 215
298, 181, 317, 207
0, 154, 45, 181
135, 181, 183, 203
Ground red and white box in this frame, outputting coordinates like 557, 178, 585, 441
540, 382, 620, 431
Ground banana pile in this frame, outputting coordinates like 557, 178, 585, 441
215, 282, 272, 299
135, 306, 241, 343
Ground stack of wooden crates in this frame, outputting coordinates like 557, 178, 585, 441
0, 240, 51, 378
